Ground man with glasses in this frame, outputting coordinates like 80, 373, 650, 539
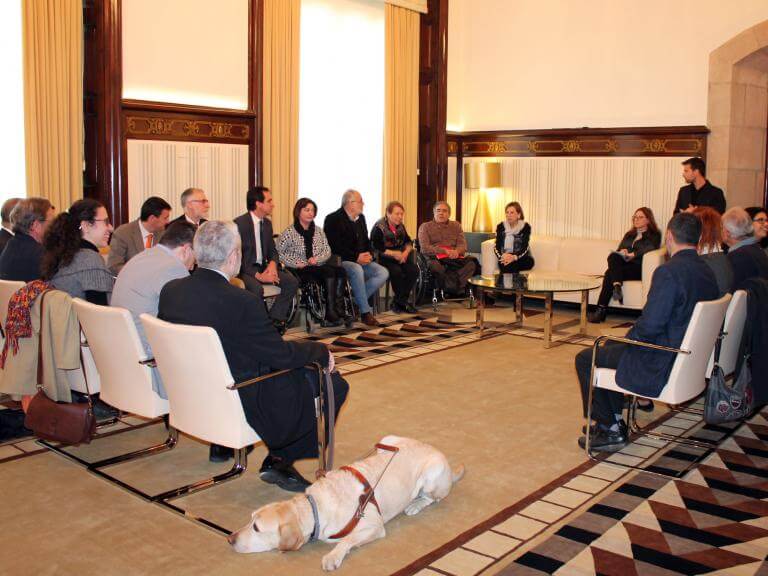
324, 189, 389, 327
0, 197, 56, 281
170, 187, 210, 228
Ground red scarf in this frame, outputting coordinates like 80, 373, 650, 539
1, 280, 51, 368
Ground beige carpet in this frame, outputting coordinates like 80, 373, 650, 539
0, 310, 634, 575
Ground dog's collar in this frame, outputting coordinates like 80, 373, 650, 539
305, 493, 321, 542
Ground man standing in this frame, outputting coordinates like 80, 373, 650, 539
0, 198, 21, 255
575, 213, 719, 452
159, 221, 348, 491
723, 207, 768, 291
170, 187, 210, 228
0, 198, 55, 282
111, 221, 196, 398
417, 201, 479, 295
324, 189, 389, 327
107, 196, 172, 274
674, 157, 726, 214
234, 186, 299, 333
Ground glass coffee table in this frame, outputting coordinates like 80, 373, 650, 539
469, 273, 602, 348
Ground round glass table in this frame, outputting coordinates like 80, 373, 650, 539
468, 272, 602, 348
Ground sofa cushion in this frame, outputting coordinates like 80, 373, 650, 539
557, 237, 616, 276
528, 236, 561, 272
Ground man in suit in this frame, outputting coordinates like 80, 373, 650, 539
234, 186, 298, 332
723, 207, 768, 291
158, 221, 349, 492
169, 187, 210, 228
324, 189, 389, 326
107, 196, 172, 274
674, 157, 726, 214
0, 198, 21, 256
575, 213, 719, 452
0, 198, 55, 282
111, 221, 196, 398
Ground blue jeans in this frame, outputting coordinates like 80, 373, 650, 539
340, 260, 389, 314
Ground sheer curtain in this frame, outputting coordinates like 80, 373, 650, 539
299, 0, 385, 227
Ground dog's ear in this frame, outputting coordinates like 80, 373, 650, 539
277, 504, 304, 552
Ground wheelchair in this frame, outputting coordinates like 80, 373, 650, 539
287, 264, 358, 333
413, 241, 477, 312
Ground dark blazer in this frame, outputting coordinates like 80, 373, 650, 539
701, 252, 734, 297
616, 229, 661, 259
0, 233, 43, 282
158, 268, 336, 454
674, 181, 726, 214
324, 207, 371, 263
495, 222, 532, 258
169, 214, 207, 229
234, 212, 279, 277
727, 242, 768, 292
616, 249, 719, 397
0, 228, 12, 256
740, 278, 768, 403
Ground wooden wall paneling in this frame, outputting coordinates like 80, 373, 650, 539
417, 0, 448, 226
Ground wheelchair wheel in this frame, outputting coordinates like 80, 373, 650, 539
413, 251, 435, 306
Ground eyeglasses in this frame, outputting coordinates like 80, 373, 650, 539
189, 199, 210, 205
754, 217, 768, 223
93, 218, 111, 226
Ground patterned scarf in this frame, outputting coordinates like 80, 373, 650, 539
294, 220, 316, 260
1, 280, 51, 368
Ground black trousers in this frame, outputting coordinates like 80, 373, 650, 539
597, 253, 642, 307
240, 266, 299, 321
575, 341, 627, 425
379, 257, 418, 305
428, 257, 479, 294
499, 254, 535, 274
293, 263, 345, 283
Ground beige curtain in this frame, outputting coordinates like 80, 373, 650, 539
383, 4, 420, 235
22, 0, 83, 210
262, 0, 300, 234
381, 0, 428, 14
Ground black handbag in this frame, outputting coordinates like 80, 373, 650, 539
24, 291, 96, 445
704, 332, 753, 425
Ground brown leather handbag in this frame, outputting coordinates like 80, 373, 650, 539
24, 291, 96, 445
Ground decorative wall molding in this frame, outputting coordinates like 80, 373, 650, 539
447, 126, 708, 158
124, 112, 251, 143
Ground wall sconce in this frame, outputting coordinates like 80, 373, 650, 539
464, 162, 501, 233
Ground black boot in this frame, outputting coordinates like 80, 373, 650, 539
612, 282, 624, 305
587, 305, 607, 323
323, 277, 342, 325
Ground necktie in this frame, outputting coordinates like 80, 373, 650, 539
145, 233, 153, 249
255, 220, 263, 264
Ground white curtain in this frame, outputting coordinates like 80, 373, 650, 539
299, 0, 385, 227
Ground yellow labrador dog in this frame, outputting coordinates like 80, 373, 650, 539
229, 435, 464, 571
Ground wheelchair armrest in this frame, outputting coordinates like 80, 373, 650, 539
227, 361, 326, 390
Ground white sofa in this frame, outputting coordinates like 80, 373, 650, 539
480, 235, 666, 310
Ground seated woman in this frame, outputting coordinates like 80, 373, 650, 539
371, 201, 419, 313
494, 202, 534, 274
745, 206, 768, 252
588, 207, 661, 323
41, 198, 115, 305
277, 198, 344, 326
694, 206, 733, 296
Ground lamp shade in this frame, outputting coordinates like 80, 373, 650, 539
464, 162, 501, 189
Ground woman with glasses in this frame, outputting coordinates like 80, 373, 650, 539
588, 207, 661, 323
42, 198, 115, 305
746, 206, 768, 251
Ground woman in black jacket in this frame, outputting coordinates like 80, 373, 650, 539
588, 207, 661, 323
494, 202, 534, 273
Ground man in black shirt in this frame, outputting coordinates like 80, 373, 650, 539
674, 157, 726, 214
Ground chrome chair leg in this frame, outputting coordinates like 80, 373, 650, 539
152, 448, 248, 503
89, 427, 179, 469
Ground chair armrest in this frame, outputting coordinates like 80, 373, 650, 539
139, 358, 157, 368
592, 334, 691, 356
227, 362, 325, 390
641, 247, 666, 303
481, 239, 499, 277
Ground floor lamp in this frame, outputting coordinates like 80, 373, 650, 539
464, 162, 501, 233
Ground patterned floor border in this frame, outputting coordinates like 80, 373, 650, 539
390, 398, 748, 576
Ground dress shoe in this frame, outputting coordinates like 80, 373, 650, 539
635, 399, 654, 412
587, 306, 607, 324
612, 283, 624, 305
360, 312, 379, 327
578, 422, 628, 453
404, 303, 418, 314
209, 443, 254, 463
259, 455, 311, 493
391, 301, 417, 314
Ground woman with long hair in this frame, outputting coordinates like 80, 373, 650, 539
494, 201, 534, 273
693, 206, 733, 296
371, 201, 419, 313
42, 198, 115, 304
588, 207, 661, 323
277, 198, 345, 326
745, 206, 768, 251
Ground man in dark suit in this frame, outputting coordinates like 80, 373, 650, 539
575, 213, 719, 452
107, 196, 171, 274
723, 207, 768, 291
0, 198, 55, 282
169, 187, 209, 228
234, 187, 298, 332
674, 157, 726, 214
0, 198, 21, 256
158, 221, 349, 492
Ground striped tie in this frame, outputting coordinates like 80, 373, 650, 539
145, 233, 153, 249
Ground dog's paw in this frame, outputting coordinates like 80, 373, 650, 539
404, 499, 429, 516
322, 550, 345, 571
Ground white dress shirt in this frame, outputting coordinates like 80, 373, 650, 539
251, 212, 263, 265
